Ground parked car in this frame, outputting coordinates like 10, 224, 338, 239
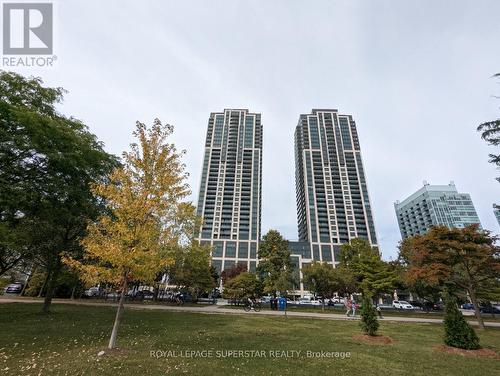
84, 286, 100, 297
4, 283, 23, 294
432, 302, 445, 311
480, 304, 500, 314
298, 297, 321, 306
392, 300, 414, 310
105, 291, 120, 300
127, 289, 154, 300
461, 303, 475, 310
260, 295, 272, 303
409, 301, 425, 310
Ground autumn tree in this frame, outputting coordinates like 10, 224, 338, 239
340, 238, 396, 297
400, 224, 500, 329
257, 230, 294, 297
65, 119, 190, 349
399, 238, 445, 308
302, 262, 336, 310
220, 263, 247, 285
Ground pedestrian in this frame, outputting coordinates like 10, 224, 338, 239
376, 304, 383, 319
351, 300, 356, 317
345, 298, 352, 316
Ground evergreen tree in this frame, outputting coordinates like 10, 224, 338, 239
443, 291, 480, 350
360, 295, 379, 336
477, 73, 500, 181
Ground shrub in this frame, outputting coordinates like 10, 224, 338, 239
360, 296, 379, 336
443, 292, 480, 350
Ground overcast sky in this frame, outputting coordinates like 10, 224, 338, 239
9, 0, 500, 259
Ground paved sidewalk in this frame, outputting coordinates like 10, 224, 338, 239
1, 296, 499, 327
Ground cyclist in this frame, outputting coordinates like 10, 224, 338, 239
246, 296, 255, 310
175, 292, 184, 305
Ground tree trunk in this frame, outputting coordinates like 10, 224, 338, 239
468, 286, 484, 330
42, 264, 61, 313
20, 282, 28, 297
153, 285, 159, 301
38, 272, 50, 298
70, 285, 76, 300
108, 277, 128, 349
21, 265, 36, 296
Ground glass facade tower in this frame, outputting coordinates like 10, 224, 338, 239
292, 109, 378, 271
494, 204, 500, 228
195, 109, 262, 274
394, 182, 482, 239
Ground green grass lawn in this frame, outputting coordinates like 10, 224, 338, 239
0, 303, 499, 376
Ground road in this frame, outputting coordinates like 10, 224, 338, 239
1, 296, 499, 327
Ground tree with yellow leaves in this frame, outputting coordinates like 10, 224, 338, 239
65, 119, 190, 349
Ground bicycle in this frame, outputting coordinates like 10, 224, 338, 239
174, 295, 184, 305
244, 301, 261, 312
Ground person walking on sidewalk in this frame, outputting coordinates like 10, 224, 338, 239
345, 298, 352, 316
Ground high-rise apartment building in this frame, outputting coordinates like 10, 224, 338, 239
290, 109, 378, 272
394, 182, 481, 239
195, 109, 262, 274
493, 204, 500, 227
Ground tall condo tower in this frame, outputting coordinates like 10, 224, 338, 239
292, 109, 378, 267
195, 109, 262, 274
